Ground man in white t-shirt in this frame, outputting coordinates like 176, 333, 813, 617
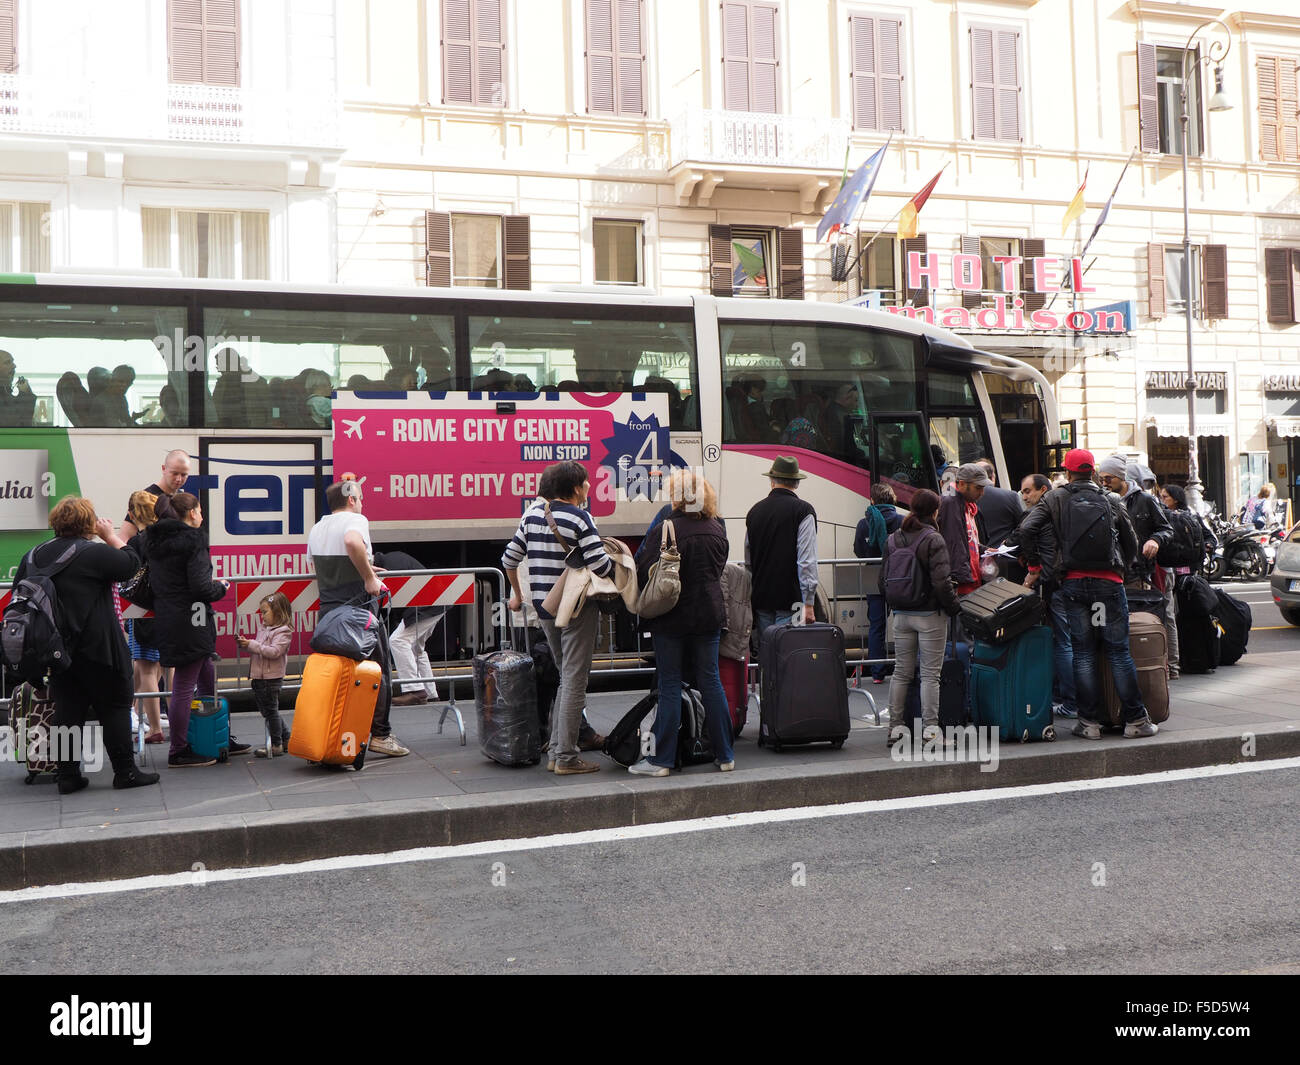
306, 478, 409, 757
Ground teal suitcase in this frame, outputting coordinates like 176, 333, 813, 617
969, 626, 1056, 742
187, 696, 231, 762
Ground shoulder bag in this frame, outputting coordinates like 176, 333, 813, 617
635, 519, 681, 619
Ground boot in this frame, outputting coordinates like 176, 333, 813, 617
56, 761, 89, 795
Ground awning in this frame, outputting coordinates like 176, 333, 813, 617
1267, 416, 1300, 438
1144, 414, 1232, 438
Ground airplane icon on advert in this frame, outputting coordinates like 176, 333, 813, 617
343, 416, 366, 439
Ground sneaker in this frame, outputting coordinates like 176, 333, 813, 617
1071, 721, 1102, 740
255, 744, 284, 758
886, 727, 908, 748
1124, 718, 1159, 738
368, 734, 410, 758
554, 758, 600, 775
716, 760, 735, 772
921, 725, 943, 745
227, 737, 252, 756
627, 758, 670, 777
1167, 668, 1180, 680
169, 747, 217, 768
1053, 702, 1078, 719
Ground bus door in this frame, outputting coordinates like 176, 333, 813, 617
869, 413, 936, 505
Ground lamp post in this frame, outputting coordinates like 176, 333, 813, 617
1179, 19, 1232, 515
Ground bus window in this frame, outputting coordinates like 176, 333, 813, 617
200, 308, 456, 429
872, 416, 934, 504
720, 321, 916, 464
929, 415, 989, 472
927, 370, 977, 407
467, 314, 699, 431
0, 302, 189, 428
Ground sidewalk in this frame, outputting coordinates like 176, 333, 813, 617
3, 645, 1300, 891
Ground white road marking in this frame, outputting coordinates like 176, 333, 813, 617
3, 757, 1298, 905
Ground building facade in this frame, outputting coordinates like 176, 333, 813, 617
339, 0, 1300, 516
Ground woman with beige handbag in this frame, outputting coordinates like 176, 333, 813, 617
502, 461, 613, 775
629, 470, 736, 777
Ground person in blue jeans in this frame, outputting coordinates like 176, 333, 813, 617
1019, 449, 1157, 738
630, 470, 736, 776
854, 483, 902, 683
1015, 473, 1077, 718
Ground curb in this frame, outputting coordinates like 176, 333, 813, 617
3, 727, 1299, 891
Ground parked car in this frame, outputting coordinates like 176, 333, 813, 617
1270, 520, 1300, 626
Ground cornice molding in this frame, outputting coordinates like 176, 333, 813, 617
1126, 2, 1227, 25
1229, 10, 1300, 34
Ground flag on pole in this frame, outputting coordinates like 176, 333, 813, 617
1081, 149, 1136, 257
816, 137, 891, 243
1061, 166, 1088, 236
732, 240, 767, 290
839, 142, 851, 191
896, 167, 944, 240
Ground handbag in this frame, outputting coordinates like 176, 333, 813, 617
636, 519, 681, 619
310, 596, 381, 660
119, 561, 155, 608
541, 504, 624, 622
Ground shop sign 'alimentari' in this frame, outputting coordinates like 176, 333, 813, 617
883, 254, 1128, 333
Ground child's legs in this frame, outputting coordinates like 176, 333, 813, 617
252, 679, 286, 742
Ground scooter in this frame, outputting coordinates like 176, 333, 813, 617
1205, 521, 1271, 581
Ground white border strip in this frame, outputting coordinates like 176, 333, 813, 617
5, 757, 1298, 905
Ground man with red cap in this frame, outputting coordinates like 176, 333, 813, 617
1017, 449, 1158, 738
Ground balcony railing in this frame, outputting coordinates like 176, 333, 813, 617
0, 74, 340, 147
669, 108, 849, 169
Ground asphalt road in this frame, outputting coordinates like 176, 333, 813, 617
3, 764, 1296, 975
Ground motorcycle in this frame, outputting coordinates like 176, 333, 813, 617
1205, 520, 1273, 581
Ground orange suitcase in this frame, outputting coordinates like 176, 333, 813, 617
289, 654, 380, 769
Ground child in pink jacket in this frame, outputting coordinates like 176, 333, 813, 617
237, 592, 293, 756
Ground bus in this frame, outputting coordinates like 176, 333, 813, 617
0, 274, 1060, 657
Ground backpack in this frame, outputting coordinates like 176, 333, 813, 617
1156, 509, 1199, 568
1053, 486, 1117, 571
882, 528, 936, 610
1, 541, 85, 685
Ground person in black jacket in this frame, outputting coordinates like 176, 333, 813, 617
145, 492, 244, 767
882, 489, 960, 746
1157, 483, 1205, 679
1015, 474, 1076, 717
854, 484, 902, 684
631, 470, 736, 776
1096, 455, 1172, 585
12, 496, 159, 792
974, 458, 1024, 577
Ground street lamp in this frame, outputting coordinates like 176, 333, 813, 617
1180, 19, 1232, 515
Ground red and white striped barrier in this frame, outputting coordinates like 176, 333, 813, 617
232, 572, 475, 616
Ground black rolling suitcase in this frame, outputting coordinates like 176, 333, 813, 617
904, 638, 971, 731
957, 578, 1044, 644
1213, 589, 1251, 665
473, 649, 541, 766
758, 623, 850, 750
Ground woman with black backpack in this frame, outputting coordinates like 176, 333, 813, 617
882, 489, 960, 746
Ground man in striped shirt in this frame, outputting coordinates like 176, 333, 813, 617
503, 461, 612, 775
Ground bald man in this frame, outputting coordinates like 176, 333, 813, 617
121, 449, 191, 539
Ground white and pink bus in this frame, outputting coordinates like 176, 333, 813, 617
0, 274, 1059, 657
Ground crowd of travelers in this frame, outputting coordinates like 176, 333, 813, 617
5, 435, 1219, 792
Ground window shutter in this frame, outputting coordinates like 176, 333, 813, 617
1264, 247, 1294, 323
750, 2, 779, 114
902, 233, 928, 307
1138, 42, 1159, 154
722, 2, 751, 111
709, 224, 734, 297
616, 0, 645, 116
1202, 243, 1227, 319
0, 0, 17, 73
778, 227, 804, 300
437, 0, 506, 105
503, 215, 531, 290
878, 17, 904, 132
202, 0, 240, 87
1147, 242, 1165, 318
850, 17, 877, 130
474, 0, 505, 107
1292, 251, 1300, 325
1259, 56, 1283, 162
425, 211, 452, 287
961, 235, 982, 310
993, 28, 1021, 141
970, 26, 995, 140
169, 0, 205, 83
1280, 57, 1300, 163
1021, 236, 1046, 312
586, 0, 616, 114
